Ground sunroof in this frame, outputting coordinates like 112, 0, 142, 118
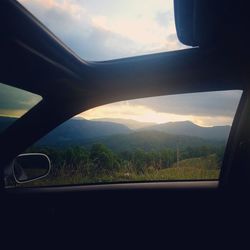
18, 0, 187, 61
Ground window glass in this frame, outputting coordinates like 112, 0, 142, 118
5, 90, 242, 187
17, 0, 187, 61
0, 82, 42, 133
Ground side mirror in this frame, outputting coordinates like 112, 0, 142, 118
13, 153, 51, 183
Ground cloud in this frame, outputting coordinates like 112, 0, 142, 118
19, 0, 143, 60
18, 0, 185, 61
130, 90, 242, 117
14, 2, 241, 127
155, 10, 173, 29
0, 81, 241, 126
80, 101, 194, 124
80, 90, 242, 126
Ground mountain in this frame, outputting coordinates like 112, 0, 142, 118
83, 130, 223, 152
36, 118, 132, 146
91, 118, 156, 130
0, 116, 230, 149
142, 121, 231, 141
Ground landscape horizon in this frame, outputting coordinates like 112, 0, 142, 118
2, 114, 228, 187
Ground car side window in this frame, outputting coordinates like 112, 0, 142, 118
4, 90, 242, 187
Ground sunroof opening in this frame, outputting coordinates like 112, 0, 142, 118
18, 0, 187, 61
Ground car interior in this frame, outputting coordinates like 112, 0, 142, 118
1, 0, 250, 247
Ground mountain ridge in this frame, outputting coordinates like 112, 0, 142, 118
141, 120, 231, 140
0, 116, 231, 143
91, 118, 156, 129
81, 130, 224, 152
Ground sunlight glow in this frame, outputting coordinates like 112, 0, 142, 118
78, 101, 233, 127
18, 0, 186, 61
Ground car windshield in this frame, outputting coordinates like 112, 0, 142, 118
0, 83, 42, 133
17, 0, 187, 61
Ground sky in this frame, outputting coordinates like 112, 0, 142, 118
80, 90, 242, 127
0, 81, 242, 127
0, 1, 242, 127
18, 0, 186, 61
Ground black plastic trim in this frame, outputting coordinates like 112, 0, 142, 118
5, 181, 218, 194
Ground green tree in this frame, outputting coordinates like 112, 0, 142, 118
64, 146, 89, 168
160, 148, 176, 168
89, 144, 119, 176
132, 149, 148, 174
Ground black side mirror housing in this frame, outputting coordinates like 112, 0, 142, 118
13, 153, 51, 183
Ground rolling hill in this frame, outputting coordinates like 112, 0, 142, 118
36, 118, 132, 145
74, 130, 225, 152
0, 116, 230, 149
142, 121, 231, 140
91, 118, 156, 129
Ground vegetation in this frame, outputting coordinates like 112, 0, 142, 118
1, 117, 228, 187
14, 143, 223, 187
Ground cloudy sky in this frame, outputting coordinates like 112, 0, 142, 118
19, 0, 185, 61
0, 1, 242, 127
80, 91, 242, 127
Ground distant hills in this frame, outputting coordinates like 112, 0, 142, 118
83, 130, 223, 152
92, 118, 156, 129
142, 121, 231, 141
90, 119, 231, 141
0, 116, 231, 149
36, 118, 131, 145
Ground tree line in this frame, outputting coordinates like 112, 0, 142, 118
27, 143, 224, 177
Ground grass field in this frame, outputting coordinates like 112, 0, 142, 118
14, 155, 220, 187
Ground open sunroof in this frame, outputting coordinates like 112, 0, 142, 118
18, 0, 187, 61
